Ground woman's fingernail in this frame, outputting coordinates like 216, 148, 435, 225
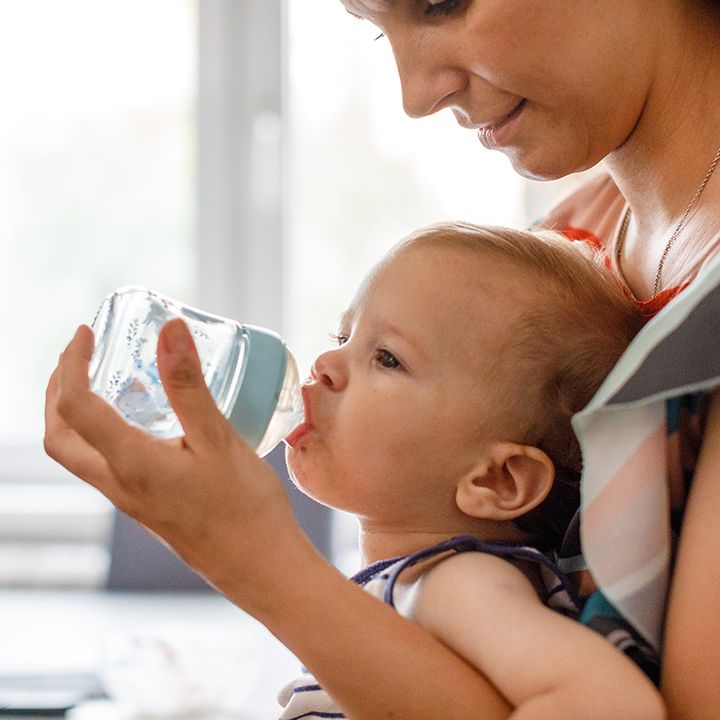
163, 320, 193, 353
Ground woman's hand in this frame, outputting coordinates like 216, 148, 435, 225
44, 320, 298, 591
44, 320, 512, 720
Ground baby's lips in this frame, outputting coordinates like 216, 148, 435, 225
285, 421, 311, 448
285, 384, 313, 448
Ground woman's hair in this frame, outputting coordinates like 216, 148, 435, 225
398, 222, 646, 546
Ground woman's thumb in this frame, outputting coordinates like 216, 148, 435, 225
157, 319, 224, 439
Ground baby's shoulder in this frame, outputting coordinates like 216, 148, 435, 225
394, 549, 540, 620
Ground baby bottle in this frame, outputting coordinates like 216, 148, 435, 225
88, 286, 304, 457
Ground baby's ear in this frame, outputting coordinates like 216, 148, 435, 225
455, 443, 554, 521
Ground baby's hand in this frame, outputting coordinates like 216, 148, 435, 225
44, 320, 300, 595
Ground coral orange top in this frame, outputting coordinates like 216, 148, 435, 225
540, 173, 720, 317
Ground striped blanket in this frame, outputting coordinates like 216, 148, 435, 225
567, 249, 720, 675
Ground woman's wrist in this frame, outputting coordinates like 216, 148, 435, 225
194, 509, 328, 616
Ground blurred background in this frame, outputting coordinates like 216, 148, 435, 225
0, 1, 581, 714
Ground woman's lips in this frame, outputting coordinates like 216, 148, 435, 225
477, 99, 527, 149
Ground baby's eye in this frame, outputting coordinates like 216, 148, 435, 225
329, 331, 349, 346
375, 349, 403, 371
425, 0, 463, 17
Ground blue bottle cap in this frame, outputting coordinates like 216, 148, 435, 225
228, 325, 288, 450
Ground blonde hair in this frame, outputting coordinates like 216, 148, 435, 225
397, 222, 646, 544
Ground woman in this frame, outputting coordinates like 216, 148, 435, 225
336, 2, 720, 713
46, 1, 720, 717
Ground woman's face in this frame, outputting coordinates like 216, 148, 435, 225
339, 0, 660, 180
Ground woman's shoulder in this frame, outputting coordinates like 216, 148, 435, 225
536, 171, 626, 250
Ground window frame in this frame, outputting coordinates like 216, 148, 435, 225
0, 0, 288, 586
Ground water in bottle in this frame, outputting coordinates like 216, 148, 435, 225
89, 286, 304, 457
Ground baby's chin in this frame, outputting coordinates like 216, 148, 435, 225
283, 447, 303, 485
284, 448, 318, 496
283, 450, 342, 509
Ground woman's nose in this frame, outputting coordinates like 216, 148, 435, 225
311, 348, 348, 390
391, 38, 465, 118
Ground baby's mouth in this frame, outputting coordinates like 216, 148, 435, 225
285, 385, 314, 448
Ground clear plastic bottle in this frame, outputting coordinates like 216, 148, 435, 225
89, 286, 304, 457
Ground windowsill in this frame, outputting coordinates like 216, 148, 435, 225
0, 483, 113, 541
0, 482, 113, 587
0, 589, 298, 718
0, 543, 109, 588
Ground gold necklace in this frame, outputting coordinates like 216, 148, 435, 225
615, 144, 720, 298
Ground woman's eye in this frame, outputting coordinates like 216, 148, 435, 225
376, 349, 403, 370
425, 0, 462, 17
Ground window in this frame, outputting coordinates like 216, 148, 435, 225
1, 0, 580, 586
0, 0, 197, 586
286, 2, 528, 373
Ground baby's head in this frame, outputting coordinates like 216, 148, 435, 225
398, 223, 644, 544
287, 222, 644, 548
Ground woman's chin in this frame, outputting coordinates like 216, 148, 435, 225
508, 151, 586, 182
504, 133, 602, 181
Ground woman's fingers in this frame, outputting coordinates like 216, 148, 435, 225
44, 324, 297, 590
54, 325, 154, 478
44, 355, 116, 490
156, 319, 233, 447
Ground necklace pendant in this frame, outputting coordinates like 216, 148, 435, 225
615, 144, 720, 299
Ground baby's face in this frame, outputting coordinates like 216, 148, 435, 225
286, 242, 523, 528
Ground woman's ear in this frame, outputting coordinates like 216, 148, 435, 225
455, 443, 555, 521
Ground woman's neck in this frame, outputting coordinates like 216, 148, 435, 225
606, 8, 720, 225
604, 3, 720, 297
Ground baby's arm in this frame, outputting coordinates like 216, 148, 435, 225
662, 388, 720, 719
403, 551, 664, 720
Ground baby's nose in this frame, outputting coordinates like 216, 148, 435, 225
311, 348, 347, 390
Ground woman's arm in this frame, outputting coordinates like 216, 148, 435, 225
661, 388, 720, 720
45, 322, 511, 720
404, 552, 664, 720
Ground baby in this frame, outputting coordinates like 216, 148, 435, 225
278, 222, 662, 719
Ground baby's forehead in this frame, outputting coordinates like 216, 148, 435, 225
364, 244, 526, 327
388, 239, 518, 284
